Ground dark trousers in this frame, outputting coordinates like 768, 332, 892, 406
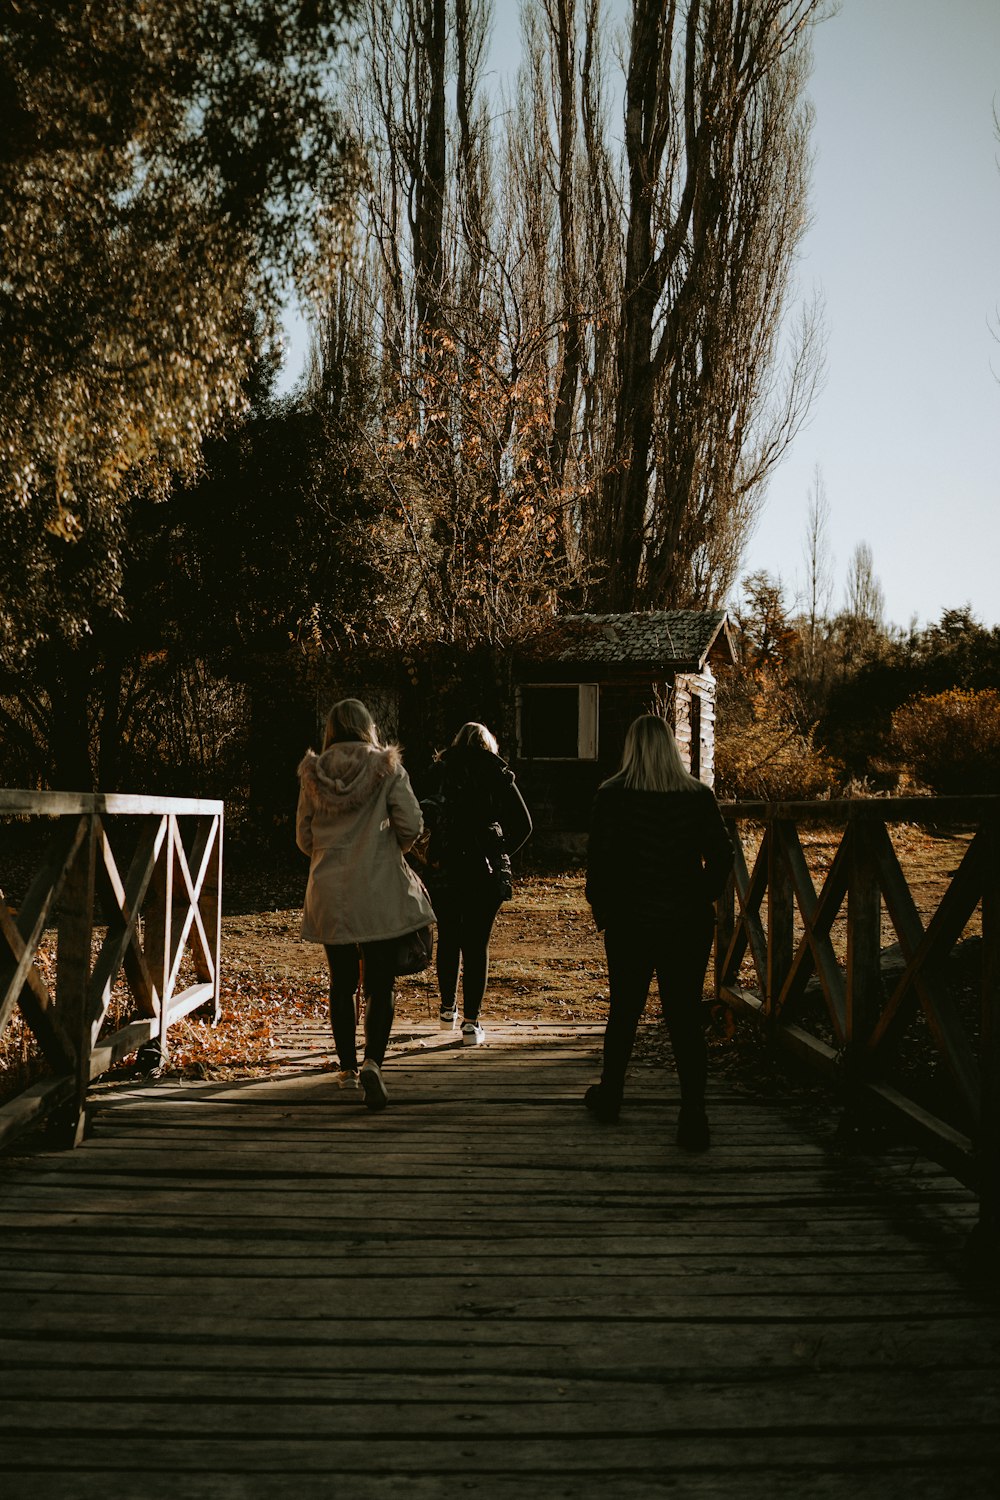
323, 938, 397, 1069
601, 911, 715, 1105
433, 886, 503, 1022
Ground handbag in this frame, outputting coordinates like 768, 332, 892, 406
482, 821, 513, 902
394, 924, 434, 975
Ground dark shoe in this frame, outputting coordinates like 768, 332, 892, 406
360, 1059, 388, 1110
676, 1104, 710, 1152
584, 1083, 620, 1124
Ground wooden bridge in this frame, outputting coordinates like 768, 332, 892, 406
2, 1020, 1000, 1498
2, 791, 1000, 1495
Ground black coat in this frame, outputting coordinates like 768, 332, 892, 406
421, 745, 532, 889
585, 776, 734, 933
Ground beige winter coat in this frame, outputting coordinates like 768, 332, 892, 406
296, 742, 435, 946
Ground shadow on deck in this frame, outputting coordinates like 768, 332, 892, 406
1, 1021, 999, 1499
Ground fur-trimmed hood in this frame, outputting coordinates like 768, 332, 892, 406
297, 742, 402, 815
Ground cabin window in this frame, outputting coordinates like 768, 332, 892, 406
518, 683, 598, 760
689, 693, 702, 779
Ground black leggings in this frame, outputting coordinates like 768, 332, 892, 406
433, 888, 503, 1023
601, 912, 715, 1105
323, 938, 397, 1069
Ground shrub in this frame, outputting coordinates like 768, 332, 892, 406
715, 668, 840, 801
891, 689, 1000, 795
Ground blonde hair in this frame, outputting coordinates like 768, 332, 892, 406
612, 714, 699, 794
450, 721, 500, 755
322, 698, 380, 750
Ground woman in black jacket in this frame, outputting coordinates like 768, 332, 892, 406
585, 714, 734, 1149
421, 722, 532, 1044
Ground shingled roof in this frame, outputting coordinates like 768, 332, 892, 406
520, 610, 734, 669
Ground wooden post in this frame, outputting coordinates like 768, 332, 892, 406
836, 816, 886, 1146
714, 870, 735, 1002
198, 812, 223, 1025
846, 817, 883, 1056
972, 812, 1000, 1268
54, 813, 97, 1146
143, 815, 173, 1067
1, 792, 225, 1151
766, 818, 794, 1022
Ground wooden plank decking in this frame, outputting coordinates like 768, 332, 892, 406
1, 1021, 999, 1499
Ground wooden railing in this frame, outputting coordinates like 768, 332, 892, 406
715, 796, 1000, 1256
0, 791, 223, 1149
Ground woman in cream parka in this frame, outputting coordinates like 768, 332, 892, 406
296, 698, 434, 1109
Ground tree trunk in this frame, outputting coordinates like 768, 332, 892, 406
49, 651, 95, 792
412, 0, 448, 334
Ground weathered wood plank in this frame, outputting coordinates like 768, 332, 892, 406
767, 819, 795, 1007
87, 1017, 158, 1079
0, 1247, 965, 1282
0, 789, 224, 817
5, 1365, 1000, 1432
730, 832, 770, 990
0, 1278, 984, 1326
722, 794, 999, 822
1, 1022, 998, 1497
0, 1261, 973, 1303
978, 811, 1000, 1251
773, 821, 849, 1038
0, 816, 86, 1066
0, 1075, 74, 1153
846, 818, 883, 1052
0, 1430, 996, 1476
0, 893, 52, 1033
169, 817, 220, 993
0, 1469, 988, 1500
3, 1316, 997, 1375
55, 811, 97, 1144
866, 820, 980, 1115
89, 818, 166, 1021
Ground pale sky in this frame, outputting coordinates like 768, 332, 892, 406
278, 0, 1000, 630
742, 0, 1000, 629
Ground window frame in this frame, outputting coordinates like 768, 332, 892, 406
517, 681, 599, 761
689, 692, 702, 780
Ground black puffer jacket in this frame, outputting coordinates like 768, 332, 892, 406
585, 775, 734, 933
421, 744, 532, 890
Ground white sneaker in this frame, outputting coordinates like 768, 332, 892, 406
333, 1068, 360, 1089
360, 1058, 389, 1110
439, 1003, 458, 1029
462, 1020, 486, 1046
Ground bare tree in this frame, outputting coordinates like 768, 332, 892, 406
541, 0, 584, 499
801, 463, 834, 671
503, 0, 614, 580
585, 0, 826, 611
316, 0, 829, 648
838, 538, 886, 668
845, 540, 885, 630
322, 0, 574, 647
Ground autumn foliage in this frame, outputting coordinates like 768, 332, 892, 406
715, 667, 838, 802
891, 689, 1000, 795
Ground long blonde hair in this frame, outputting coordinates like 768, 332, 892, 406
322, 698, 380, 750
450, 721, 500, 754
611, 714, 699, 794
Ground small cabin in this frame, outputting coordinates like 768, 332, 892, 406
512, 609, 735, 849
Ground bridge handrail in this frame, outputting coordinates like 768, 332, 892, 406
1, 789, 224, 1149
715, 794, 1000, 1256
0, 790, 224, 817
